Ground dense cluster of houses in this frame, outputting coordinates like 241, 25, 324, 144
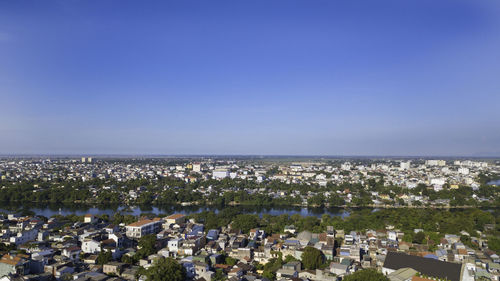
0, 158, 497, 189
1, 212, 500, 281
1, 158, 499, 209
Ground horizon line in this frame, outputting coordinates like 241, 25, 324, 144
0, 153, 499, 159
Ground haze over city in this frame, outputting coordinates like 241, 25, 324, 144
1, 0, 500, 156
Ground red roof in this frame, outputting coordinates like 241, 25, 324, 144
128, 219, 160, 227
166, 214, 185, 220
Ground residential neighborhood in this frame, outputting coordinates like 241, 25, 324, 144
0, 158, 499, 209
0, 208, 500, 281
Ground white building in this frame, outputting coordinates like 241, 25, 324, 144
83, 214, 96, 224
125, 218, 163, 239
108, 233, 124, 248
341, 163, 352, 171
388, 231, 397, 241
168, 239, 183, 253
430, 178, 446, 186
212, 169, 229, 179
400, 161, 411, 170
62, 247, 81, 261
82, 239, 101, 254
192, 163, 201, 173
426, 160, 446, 166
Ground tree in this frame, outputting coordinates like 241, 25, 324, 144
328, 194, 345, 206
263, 257, 283, 280
488, 236, 500, 253
0, 242, 16, 254
137, 234, 157, 259
121, 254, 136, 265
301, 246, 324, 270
97, 250, 112, 265
284, 254, 299, 263
143, 257, 186, 281
343, 269, 389, 281
413, 231, 426, 244
212, 268, 226, 281
225, 256, 237, 266
262, 270, 275, 280
231, 214, 260, 233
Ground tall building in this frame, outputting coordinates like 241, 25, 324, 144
192, 163, 201, 173
81, 157, 92, 163
212, 169, 229, 179
425, 160, 446, 166
400, 161, 411, 170
341, 163, 352, 171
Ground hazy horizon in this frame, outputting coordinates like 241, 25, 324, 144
1, 0, 500, 156
0, 153, 499, 159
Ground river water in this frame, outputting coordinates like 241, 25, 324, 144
487, 180, 500, 186
0, 203, 351, 218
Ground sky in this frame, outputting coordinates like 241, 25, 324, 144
0, 0, 499, 156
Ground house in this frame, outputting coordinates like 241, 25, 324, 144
165, 214, 186, 225
228, 267, 244, 278
485, 250, 500, 263
276, 267, 298, 279
83, 255, 98, 265
103, 261, 124, 275
207, 229, 220, 241
187, 224, 204, 239
9, 229, 38, 245
382, 252, 462, 281
54, 266, 74, 279
84, 214, 96, 224
330, 262, 349, 276
249, 229, 265, 240
326, 226, 336, 239
283, 261, 301, 271
62, 246, 81, 261
321, 244, 335, 260
344, 234, 354, 245
388, 231, 397, 242
0, 254, 30, 277
387, 267, 418, 281
104, 224, 120, 234
284, 225, 296, 234
82, 239, 101, 254
109, 233, 124, 248
193, 261, 214, 280
168, 239, 183, 254
125, 218, 163, 239
181, 239, 202, 256
37, 231, 49, 242
297, 231, 313, 245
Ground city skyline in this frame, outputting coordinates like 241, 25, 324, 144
1, 0, 500, 156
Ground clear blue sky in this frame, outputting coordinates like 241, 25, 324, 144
1, 0, 499, 156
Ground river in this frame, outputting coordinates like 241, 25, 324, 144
0, 203, 351, 218
487, 180, 500, 186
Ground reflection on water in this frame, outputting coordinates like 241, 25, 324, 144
487, 180, 500, 186
0, 202, 350, 218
